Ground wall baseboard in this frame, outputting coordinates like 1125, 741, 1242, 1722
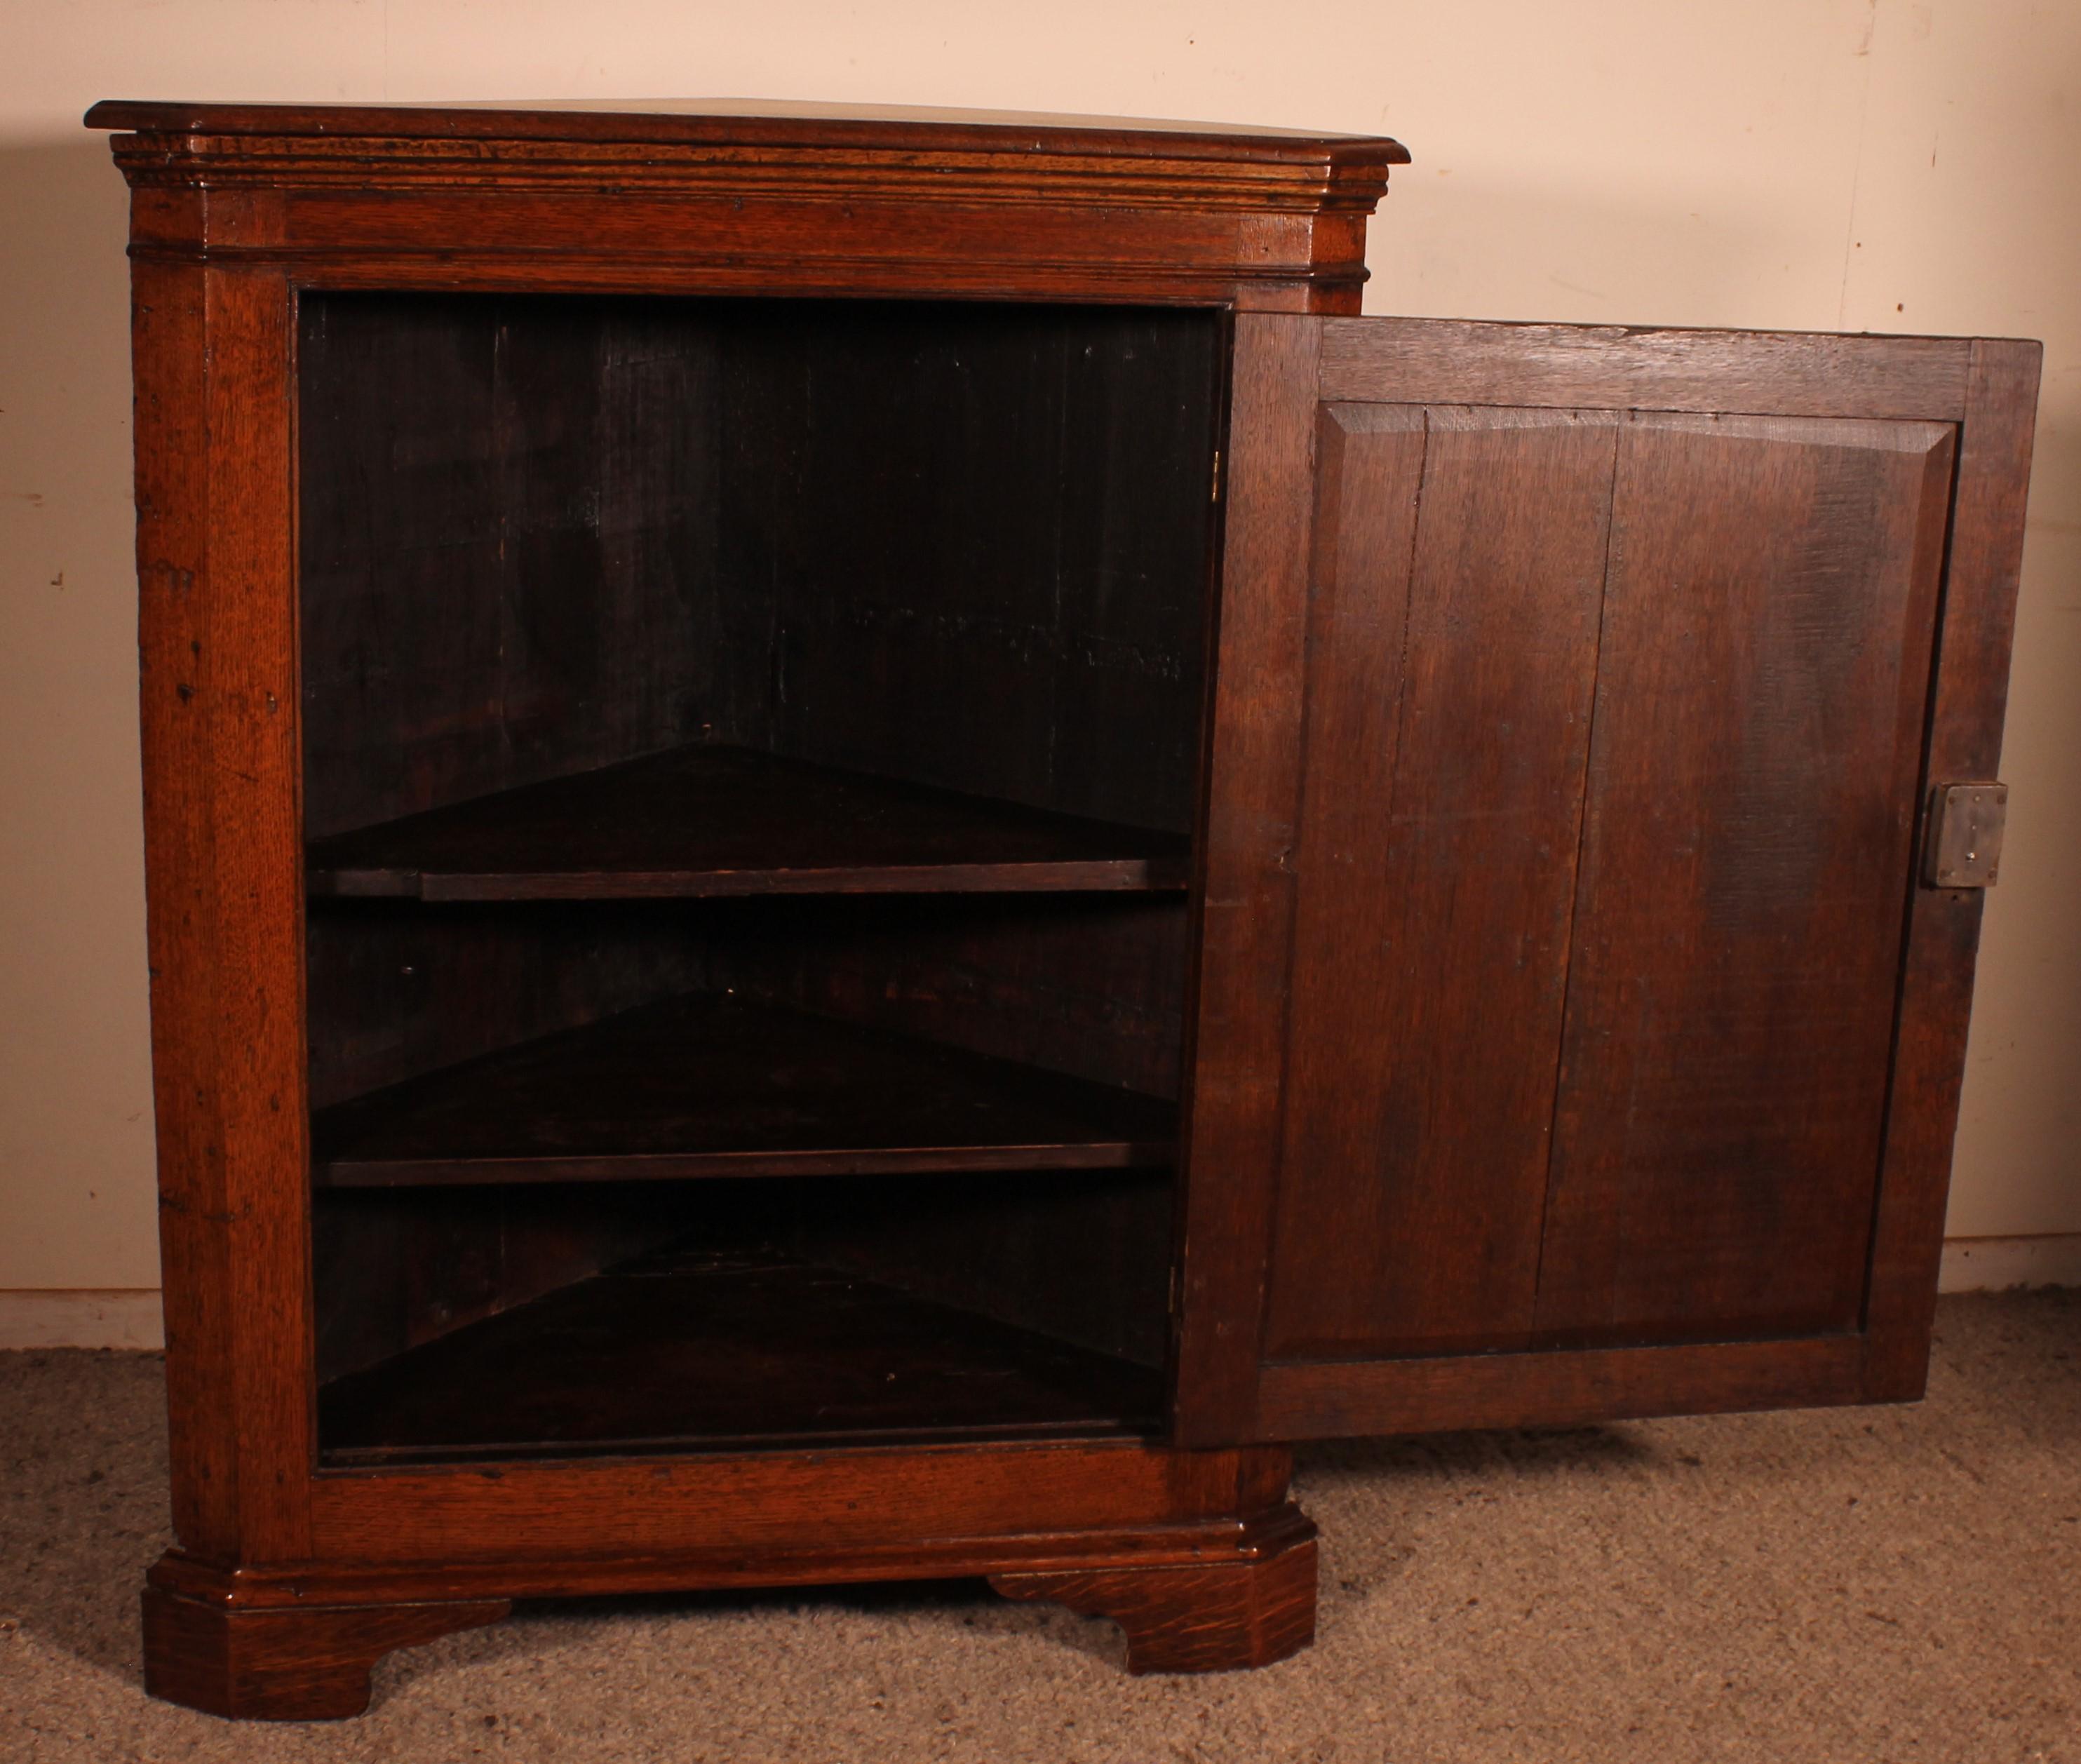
0, 1289, 163, 1349
1939, 1234, 2081, 1294
0, 1243, 2071, 1350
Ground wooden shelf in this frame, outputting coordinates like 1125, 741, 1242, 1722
317, 1244, 1164, 1464
311, 991, 1178, 1187
306, 743, 1192, 901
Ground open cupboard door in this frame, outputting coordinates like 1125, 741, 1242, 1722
1173, 314, 2038, 1446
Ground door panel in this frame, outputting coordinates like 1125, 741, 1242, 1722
1535, 414, 1954, 1345
1263, 404, 1615, 1359
1175, 315, 2037, 1446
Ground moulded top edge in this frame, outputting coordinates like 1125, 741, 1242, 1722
83, 97, 1412, 166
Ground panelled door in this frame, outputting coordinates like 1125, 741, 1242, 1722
1175, 316, 2038, 1445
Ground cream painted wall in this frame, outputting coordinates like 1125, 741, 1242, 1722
3, 0, 2076, 1295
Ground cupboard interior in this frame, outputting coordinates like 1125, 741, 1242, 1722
297, 292, 1221, 1463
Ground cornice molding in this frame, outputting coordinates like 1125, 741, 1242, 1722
106, 131, 1397, 215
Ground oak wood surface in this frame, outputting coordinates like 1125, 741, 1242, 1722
156, 1444, 1289, 1610
318, 1244, 1164, 1463
133, 261, 314, 1563
102, 95, 2038, 1721
1169, 315, 1319, 1447
305, 1440, 1295, 1566
990, 1503, 1317, 1674
311, 1183, 703, 1387
93, 102, 1400, 312
140, 1469, 1299, 1715
795, 1171, 1176, 1372
101, 98, 1379, 1720
1176, 313, 2037, 1444
1254, 1335, 1867, 1439
291, 289, 1217, 1396
1533, 411, 1955, 1344
1263, 403, 1614, 1360
297, 292, 718, 841
299, 295, 1221, 842
710, 302, 1222, 833
712, 894, 1194, 1100
87, 97, 1408, 161
310, 989, 1177, 1187
1319, 318, 1974, 419
142, 1588, 509, 1721
308, 742, 1191, 899
1860, 337, 2042, 1395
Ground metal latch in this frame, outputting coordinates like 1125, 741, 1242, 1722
1923, 783, 2008, 888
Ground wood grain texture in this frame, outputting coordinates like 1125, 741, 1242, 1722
317, 1245, 1164, 1463
142, 1587, 509, 1721
991, 1504, 1316, 1673
308, 742, 1192, 900
300, 296, 1221, 843
1254, 1335, 1866, 1440
192, 243, 1371, 314
106, 101, 1364, 1718
104, 96, 2040, 1720
307, 1441, 1294, 1565
311, 1183, 699, 1385
1319, 318, 1973, 420
131, 257, 231, 1553
87, 95, 1406, 166
1170, 315, 1319, 1446
1263, 404, 1615, 1359
713, 894, 1192, 1100
133, 260, 314, 1563
1533, 412, 1955, 1345
1180, 314, 2034, 1448
304, 898, 710, 1109
297, 293, 718, 840
302, 890, 1192, 1385
310, 990, 1176, 1187
92, 103, 1402, 311
797, 1170, 1176, 1371
152, 1448, 1292, 1615
1861, 337, 2042, 1396
709, 302, 1220, 832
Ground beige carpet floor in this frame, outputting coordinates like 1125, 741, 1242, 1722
2, 1290, 2077, 1763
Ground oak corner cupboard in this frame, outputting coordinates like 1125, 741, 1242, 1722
88, 95, 2039, 1721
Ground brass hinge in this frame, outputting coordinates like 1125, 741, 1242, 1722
1923, 782, 2009, 888
1210, 448, 1223, 504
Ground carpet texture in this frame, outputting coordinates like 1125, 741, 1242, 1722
2, 1290, 2076, 1762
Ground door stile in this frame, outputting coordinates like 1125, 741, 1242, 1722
1171, 315, 1321, 1446
1860, 337, 2041, 1395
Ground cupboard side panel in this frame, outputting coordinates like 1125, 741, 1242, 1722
1862, 339, 2041, 1395
1171, 316, 1319, 1446
1263, 405, 1615, 1360
1535, 413, 1956, 1345
134, 257, 240, 1556
135, 258, 315, 1559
